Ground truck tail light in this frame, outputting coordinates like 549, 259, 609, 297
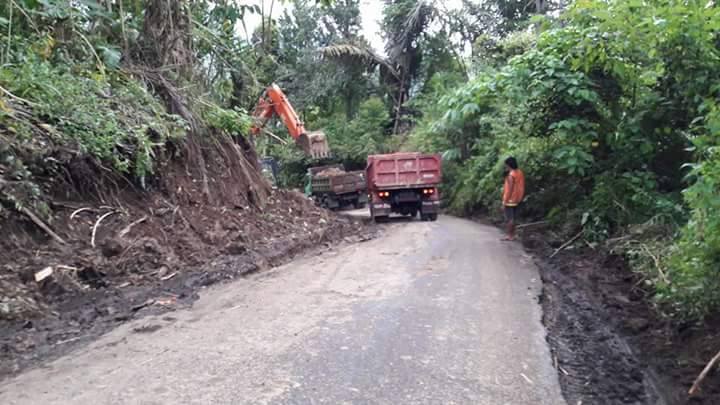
378, 191, 390, 198
422, 188, 435, 195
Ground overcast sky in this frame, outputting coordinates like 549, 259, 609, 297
243, 0, 463, 53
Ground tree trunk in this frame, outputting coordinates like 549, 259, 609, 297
142, 0, 193, 76
392, 69, 406, 135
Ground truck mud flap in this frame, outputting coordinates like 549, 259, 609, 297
420, 201, 440, 214
371, 203, 391, 218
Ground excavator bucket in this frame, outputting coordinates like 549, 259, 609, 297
296, 131, 331, 159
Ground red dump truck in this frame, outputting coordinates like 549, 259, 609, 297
366, 152, 441, 222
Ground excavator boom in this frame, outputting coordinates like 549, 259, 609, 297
251, 84, 330, 159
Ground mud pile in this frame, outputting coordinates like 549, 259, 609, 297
0, 135, 372, 378
315, 167, 346, 177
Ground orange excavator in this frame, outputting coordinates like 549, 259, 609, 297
251, 83, 330, 159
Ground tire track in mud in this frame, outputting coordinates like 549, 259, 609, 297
539, 260, 664, 405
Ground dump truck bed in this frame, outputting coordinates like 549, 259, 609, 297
366, 152, 441, 191
308, 165, 366, 195
310, 172, 366, 195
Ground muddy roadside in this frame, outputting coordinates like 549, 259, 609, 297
513, 224, 720, 405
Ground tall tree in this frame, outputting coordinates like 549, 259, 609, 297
382, 0, 435, 133
277, 0, 370, 119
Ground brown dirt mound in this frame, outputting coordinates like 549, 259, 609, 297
316, 167, 346, 177
0, 134, 374, 379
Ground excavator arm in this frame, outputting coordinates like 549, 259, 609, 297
251, 84, 330, 159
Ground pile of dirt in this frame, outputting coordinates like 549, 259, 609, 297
518, 227, 720, 405
315, 167, 346, 177
0, 135, 375, 379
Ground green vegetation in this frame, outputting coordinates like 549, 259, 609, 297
2, 58, 186, 176
408, 0, 720, 320
0, 0, 263, 217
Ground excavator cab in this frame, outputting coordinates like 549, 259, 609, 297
251, 84, 331, 159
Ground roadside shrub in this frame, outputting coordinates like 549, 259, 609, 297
1, 57, 186, 178
0, 53, 186, 216
663, 106, 720, 319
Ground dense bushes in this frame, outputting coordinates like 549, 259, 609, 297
410, 0, 720, 320
2, 57, 186, 175
664, 104, 720, 318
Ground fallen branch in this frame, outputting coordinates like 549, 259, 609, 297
261, 128, 288, 145
550, 229, 584, 259
689, 348, 720, 396
70, 207, 93, 220
20, 207, 67, 245
131, 299, 155, 312
118, 215, 148, 238
605, 235, 632, 244
0, 85, 37, 106
91, 211, 119, 248
517, 220, 549, 229
54, 335, 88, 346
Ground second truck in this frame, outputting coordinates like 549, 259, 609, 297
305, 165, 367, 210
366, 152, 442, 222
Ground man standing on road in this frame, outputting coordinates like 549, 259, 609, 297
502, 157, 525, 241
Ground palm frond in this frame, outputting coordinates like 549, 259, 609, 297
386, 1, 436, 61
318, 44, 400, 79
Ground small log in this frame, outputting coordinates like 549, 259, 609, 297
689, 348, 720, 396
517, 220, 549, 229
20, 207, 67, 245
118, 215, 148, 238
550, 230, 584, 259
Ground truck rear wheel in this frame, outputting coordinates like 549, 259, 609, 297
421, 214, 438, 222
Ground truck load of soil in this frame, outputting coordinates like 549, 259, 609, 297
315, 167, 346, 178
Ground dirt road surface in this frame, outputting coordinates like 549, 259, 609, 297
0, 216, 564, 404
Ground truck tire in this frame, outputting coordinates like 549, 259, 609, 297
421, 214, 437, 222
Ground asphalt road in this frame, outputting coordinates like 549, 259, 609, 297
0, 215, 565, 405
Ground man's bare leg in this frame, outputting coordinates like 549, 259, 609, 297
502, 219, 515, 241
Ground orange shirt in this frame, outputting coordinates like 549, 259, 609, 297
503, 169, 525, 206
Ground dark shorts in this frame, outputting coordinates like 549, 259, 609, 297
504, 205, 518, 222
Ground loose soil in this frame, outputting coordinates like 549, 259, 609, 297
0, 136, 376, 380
516, 226, 720, 405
